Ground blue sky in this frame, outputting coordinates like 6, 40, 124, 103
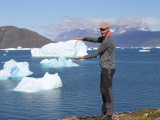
0, 0, 160, 40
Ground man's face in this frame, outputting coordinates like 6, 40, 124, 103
100, 27, 110, 37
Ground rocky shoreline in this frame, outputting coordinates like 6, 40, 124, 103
59, 108, 160, 120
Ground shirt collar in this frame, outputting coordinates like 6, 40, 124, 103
104, 32, 111, 39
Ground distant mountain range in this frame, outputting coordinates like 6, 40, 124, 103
54, 25, 160, 47
0, 25, 160, 49
0, 26, 54, 49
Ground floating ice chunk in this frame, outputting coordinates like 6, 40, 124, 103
88, 48, 93, 51
139, 50, 150, 52
0, 47, 31, 50
13, 72, 62, 93
40, 57, 79, 68
17, 46, 22, 50
0, 59, 32, 80
92, 47, 98, 50
4, 59, 33, 77
0, 69, 11, 80
141, 47, 151, 49
31, 40, 88, 57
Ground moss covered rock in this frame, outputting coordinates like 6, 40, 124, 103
119, 108, 160, 120
60, 108, 160, 120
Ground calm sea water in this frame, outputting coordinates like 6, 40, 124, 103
0, 48, 160, 120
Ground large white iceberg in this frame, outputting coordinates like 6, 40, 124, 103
31, 40, 88, 57
40, 57, 79, 68
0, 59, 32, 80
13, 72, 62, 93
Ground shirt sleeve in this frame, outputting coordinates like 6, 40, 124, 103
84, 38, 110, 59
83, 37, 103, 43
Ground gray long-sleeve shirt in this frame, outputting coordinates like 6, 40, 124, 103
83, 36, 115, 69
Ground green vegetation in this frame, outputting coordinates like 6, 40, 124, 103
119, 108, 160, 120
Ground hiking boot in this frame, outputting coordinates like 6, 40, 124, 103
97, 113, 104, 120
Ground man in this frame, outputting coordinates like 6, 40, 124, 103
71, 22, 115, 120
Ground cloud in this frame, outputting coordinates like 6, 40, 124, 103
142, 17, 160, 31
143, 17, 160, 25
41, 17, 160, 39
41, 16, 103, 33
40, 17, 104, 39
108, 17, 148, 27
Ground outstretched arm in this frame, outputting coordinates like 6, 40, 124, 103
71, 56, 84, 59
73, 37, 85, 40
73, 37, 101, 43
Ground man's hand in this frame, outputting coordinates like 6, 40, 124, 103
73, 37, 85, 40
71, 56, 84, 59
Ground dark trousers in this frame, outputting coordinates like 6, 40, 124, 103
100, 68, 115, 115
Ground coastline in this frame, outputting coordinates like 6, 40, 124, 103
59, 108, 160, 120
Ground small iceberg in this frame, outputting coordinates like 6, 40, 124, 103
141, 47, 151, 49
139, 50, 150, 52
1, 46, 31, 50
0, 69, 11, 80
92, 47, 98, 50
13, 72, 62, 93
88, 48, 93, 51
40, 57, 79, 68
0, 59, 32, 80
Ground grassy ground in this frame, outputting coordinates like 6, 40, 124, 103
59, 108, 160, 120
119, 108, 160, 120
